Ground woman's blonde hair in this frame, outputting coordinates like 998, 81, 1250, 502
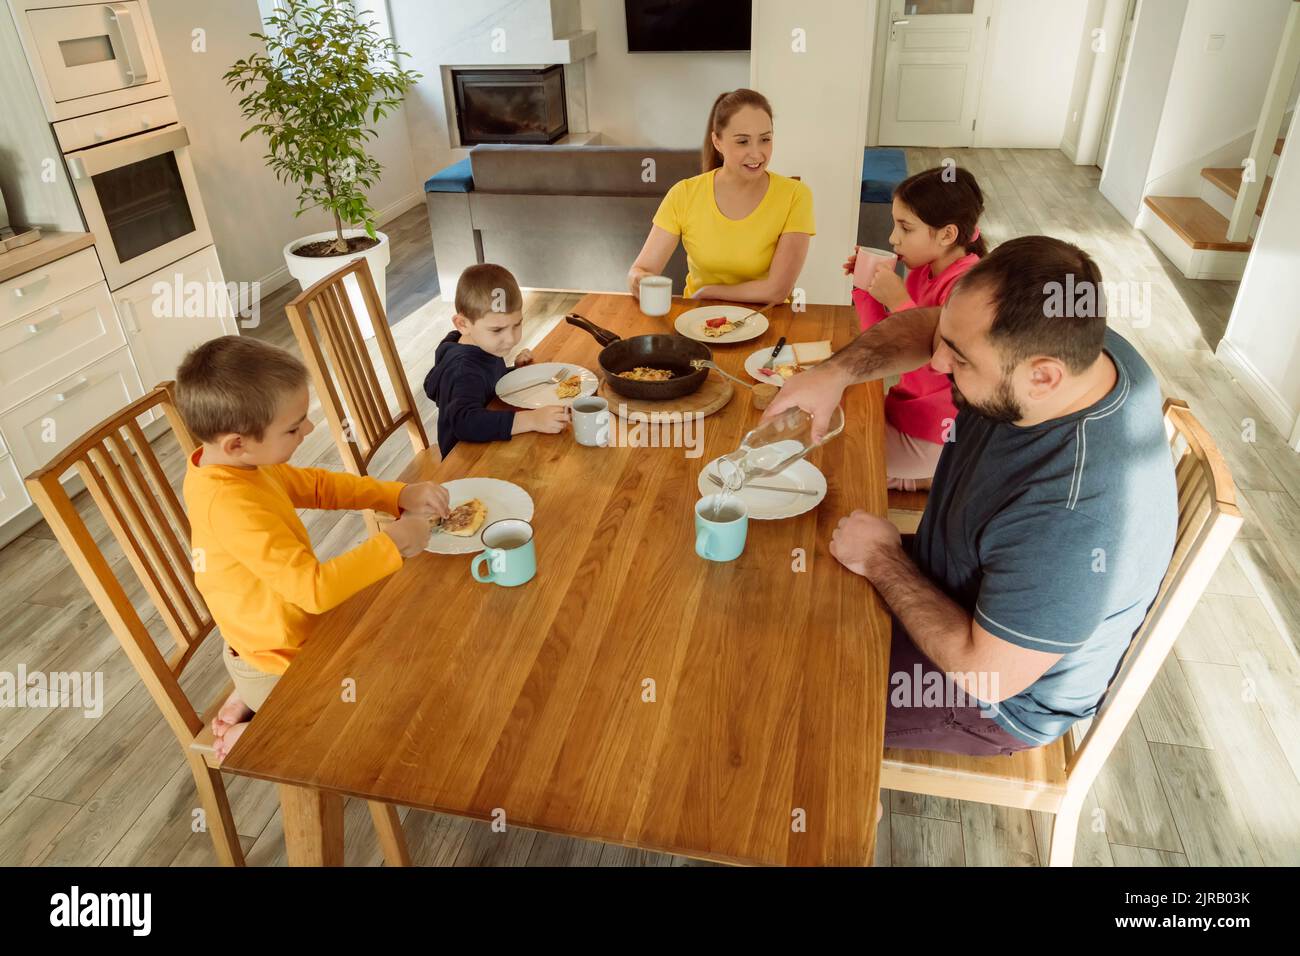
701, 88, 773, 173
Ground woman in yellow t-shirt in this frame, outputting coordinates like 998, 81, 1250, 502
628, 88, 816, 304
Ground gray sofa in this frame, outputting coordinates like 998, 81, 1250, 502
425, 145, 696, 299
423, 145, 908, 299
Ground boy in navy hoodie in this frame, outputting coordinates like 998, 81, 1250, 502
424, 263, 569, 458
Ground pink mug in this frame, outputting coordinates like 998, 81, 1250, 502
853, 246, 898, 290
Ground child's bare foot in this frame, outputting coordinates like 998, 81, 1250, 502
213, 720, 249, 764
213, 689, 253, 740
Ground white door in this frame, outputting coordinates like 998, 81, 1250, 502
878, 0, 992, 148
1097, 0, 1138, 172
112, 246, 239, 391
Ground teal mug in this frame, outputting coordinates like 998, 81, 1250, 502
695, 495, 748, 562
471, 519, 536, 586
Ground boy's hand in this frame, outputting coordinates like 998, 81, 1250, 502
398, 481, 450, 518
522, 405, 570, 434
514, 349, 534, 367
383, 513, 430, 558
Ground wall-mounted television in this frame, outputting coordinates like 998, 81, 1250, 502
625, 0, 752, 53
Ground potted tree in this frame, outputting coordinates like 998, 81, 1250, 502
225, 0, 419, 337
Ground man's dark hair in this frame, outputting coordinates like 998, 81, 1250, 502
956, 235, 1107, 374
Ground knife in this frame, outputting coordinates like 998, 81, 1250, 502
760, 337, 787, 373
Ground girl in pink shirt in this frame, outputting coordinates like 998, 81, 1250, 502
845, 166, 987, 490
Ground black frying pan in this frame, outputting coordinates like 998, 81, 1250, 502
565, 314, 712, 401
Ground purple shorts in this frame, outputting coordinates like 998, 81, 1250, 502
884, 619, 1036, 757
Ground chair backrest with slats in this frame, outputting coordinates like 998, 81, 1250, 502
284, 258, 429, 478
24, 383, 214, 748
1065, 398, 1242, 793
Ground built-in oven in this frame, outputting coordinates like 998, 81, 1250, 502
55, 99, 212, 290
9, 0, 169, 121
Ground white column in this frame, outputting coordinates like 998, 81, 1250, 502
750, 0, 877, 305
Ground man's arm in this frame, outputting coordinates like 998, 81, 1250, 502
760, 305, 942, 439
864, 544, 1062, 702
823, 305, 941, 385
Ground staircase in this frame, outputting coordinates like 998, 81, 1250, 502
1140, 136, 1283, 280
1139, 0, 1300, 281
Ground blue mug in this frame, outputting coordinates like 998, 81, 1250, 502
695, 495, 748, 562
471, 519, 536, 586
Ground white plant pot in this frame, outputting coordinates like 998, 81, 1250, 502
283, 228, 390, 339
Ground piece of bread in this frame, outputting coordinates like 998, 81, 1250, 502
555, 374, 583, 399
437, 498, 487, 537
792, 340, 832, 365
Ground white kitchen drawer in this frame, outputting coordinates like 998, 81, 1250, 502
0, 248, 105, 324
1, 347, 144, 479
0, 455, 28, 526
0, 282, 125, 410
54, 97, 179, 153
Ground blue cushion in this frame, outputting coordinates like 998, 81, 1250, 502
861, 148, 907, 204
424, 157, 473, 193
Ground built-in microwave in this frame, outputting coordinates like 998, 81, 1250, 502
8, 0, 170, 122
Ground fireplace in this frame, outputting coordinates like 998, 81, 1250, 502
452, 66, 568, 146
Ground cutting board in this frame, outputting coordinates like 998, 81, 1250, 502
598, 376, 733, 420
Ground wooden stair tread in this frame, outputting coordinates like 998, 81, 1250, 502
1201, 167, 1272, 215
1143, 196, 1252, 252
1277, 137, 1285, 156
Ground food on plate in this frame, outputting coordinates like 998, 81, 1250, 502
791, 340, 832, 365
618, 366, 676, 382
555, 374, 584, 399
433, 498, 487, 537
775, 363, 806, 380
701, 317, 737, 338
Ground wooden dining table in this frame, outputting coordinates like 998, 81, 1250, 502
222, 292, 892, 866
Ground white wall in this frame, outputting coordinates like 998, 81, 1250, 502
1218, 112, 1300, 441
578, 0, 750, 147
150, 0, 421, 290
974, 0, 1090, 148
1143, 0, 1292, 198
1098, 0, 1187, 223
751, 0, 876, 304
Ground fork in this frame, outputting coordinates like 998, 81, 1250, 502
706, 471, 819, 496
499, 366, 572, 400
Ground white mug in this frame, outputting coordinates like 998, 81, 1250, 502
572, 396, 611, 447
638, 275, 672, 316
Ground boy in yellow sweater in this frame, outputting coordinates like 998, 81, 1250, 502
177, 336, 448, 761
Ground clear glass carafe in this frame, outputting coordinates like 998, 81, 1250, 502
716, 405, 846, 492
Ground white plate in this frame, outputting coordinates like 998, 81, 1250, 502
425, 478, 535, 554
496, 363, 598, 409
696, 456, 827, 520
675, 305, 769, 345
743, 344, 802, 386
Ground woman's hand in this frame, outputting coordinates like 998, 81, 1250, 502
513, 348, 534, 367
627, 266, 653, 297
691, 284, 719, 300
842, 249, 858, 276
868, 268, 908, 311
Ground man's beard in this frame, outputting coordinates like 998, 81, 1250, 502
949, 374, 1023, 424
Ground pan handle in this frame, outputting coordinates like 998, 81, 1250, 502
565, 313, 622, 348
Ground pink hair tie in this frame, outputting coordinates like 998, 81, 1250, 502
970, 226, 981, 242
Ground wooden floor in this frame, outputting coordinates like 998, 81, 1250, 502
2, 148, 1298, 867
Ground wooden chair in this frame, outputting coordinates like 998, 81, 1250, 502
24, 384, 411, 867
879, 398, 1242, 865
887, 487, 929, 534
284, 258, 434, 533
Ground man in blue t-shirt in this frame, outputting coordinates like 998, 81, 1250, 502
764, 235, 1176, 756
